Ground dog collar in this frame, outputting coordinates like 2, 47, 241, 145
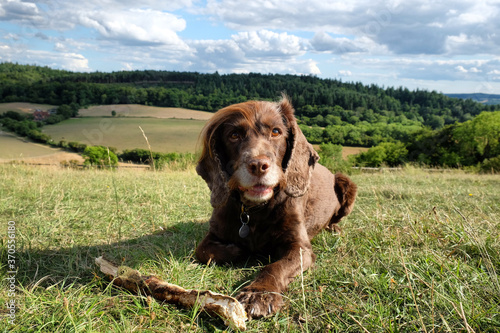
238, 202, 268, 238
239, 205, 250, 238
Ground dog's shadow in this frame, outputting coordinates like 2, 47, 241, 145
17, 221, 208, 284
15, 220, 262, 329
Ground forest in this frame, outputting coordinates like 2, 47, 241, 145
1, 62, 499, 171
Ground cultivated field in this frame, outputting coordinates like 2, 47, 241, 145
42, 117, 207, 153
1, 103, 366, 160
312, 145, 369, 159
0, 102, 56, 115
1, 165, 499, 332
79, 104, 213, 120
0, 131, 57, 159
0, 131, 83, 163
0, 103, 213, 120
1, 103, 212, 159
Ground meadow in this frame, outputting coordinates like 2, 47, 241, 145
1, 103, 212, 156
0, 103, 56, 115
78, 104, 213, 120
1, 103, 367, 163
42, 118, 207, 154
1, 164, 499, 332
0, 132, 60, 159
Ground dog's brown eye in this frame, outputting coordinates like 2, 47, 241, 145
230, 132, 240, 140
271, 128, 281, 137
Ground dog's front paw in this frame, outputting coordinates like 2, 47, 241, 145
236, 288, 283, 319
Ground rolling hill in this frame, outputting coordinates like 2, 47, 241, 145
446, 93, 500, 105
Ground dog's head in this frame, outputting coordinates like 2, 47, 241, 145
197, 96, 319, 207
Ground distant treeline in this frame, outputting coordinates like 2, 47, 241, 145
1, 62, 497, 127
353, 111, 500, 172
1, 62, 499, 171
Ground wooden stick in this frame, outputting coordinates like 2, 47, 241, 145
95, 256, 247, 331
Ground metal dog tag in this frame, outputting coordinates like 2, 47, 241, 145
239, 210, 250, 238
239, 224, 250, 238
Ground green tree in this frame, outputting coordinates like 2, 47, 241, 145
28, 130, 52, 144
56, 104, 73, 119
355, 141, 408, 167
452, 111, 500, 162
82, 146, 118, 168
385, 142, 408, 166
324, 114, 342, 126
299, 125, 323, 143
480, 156, 500, 173
318, 143, 352, 173
469, 111, 500, 156
425, 115, 445, 129
2, 111, 25, 121
357, 146, 387, 167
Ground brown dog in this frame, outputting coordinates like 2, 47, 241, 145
195, 96, 357, 318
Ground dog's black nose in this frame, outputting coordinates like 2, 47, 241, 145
248, 157, 271, 176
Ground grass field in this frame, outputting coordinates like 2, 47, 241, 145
0, 103, 56, 115
1, 164, 499, 332
0, 131, 84, 164
1, 103, 367, 159
79, 105, 213, 120
40, 117, 367, 157
42, 118, 207, 153
0, 103, 213, 121
1, 102, 210, 154
0, 132, 59, 159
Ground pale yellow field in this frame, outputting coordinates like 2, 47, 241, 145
312, 145, 368, 159
0, 131, 83, 163
2, 103, 365, 163
0, 103, 214, 121
341, 146, 369, 158
42, 117, 206, 153
79, 104, 213, 120
0, 102, 56, 114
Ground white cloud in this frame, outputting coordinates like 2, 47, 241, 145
186, 30, 317, 74
57, 53, 91, 72
189, 39, 243, 70
310, 32, 366, 54
232, 30, 306, 57
325, 54, 500, 90
77, 9, 188, 47
0, 0, 499, 92
338, 70, 352, 76
203, 0, 370, 32
70, 0, 195, 12
1, 1, 190, 47
202, 0, 500, 57
3, 33, 20, 41
0, 44, 11, 53
0, 42, 91, 71
230, 59, 320, 76
453, 1, 498, 25
0, 0, 40, 21
54, 42, 66, 52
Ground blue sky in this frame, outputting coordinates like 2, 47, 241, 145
1, 0, 499, 93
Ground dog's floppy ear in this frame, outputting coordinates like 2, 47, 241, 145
196, 121, 231, 208
280, 96, 320, 197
